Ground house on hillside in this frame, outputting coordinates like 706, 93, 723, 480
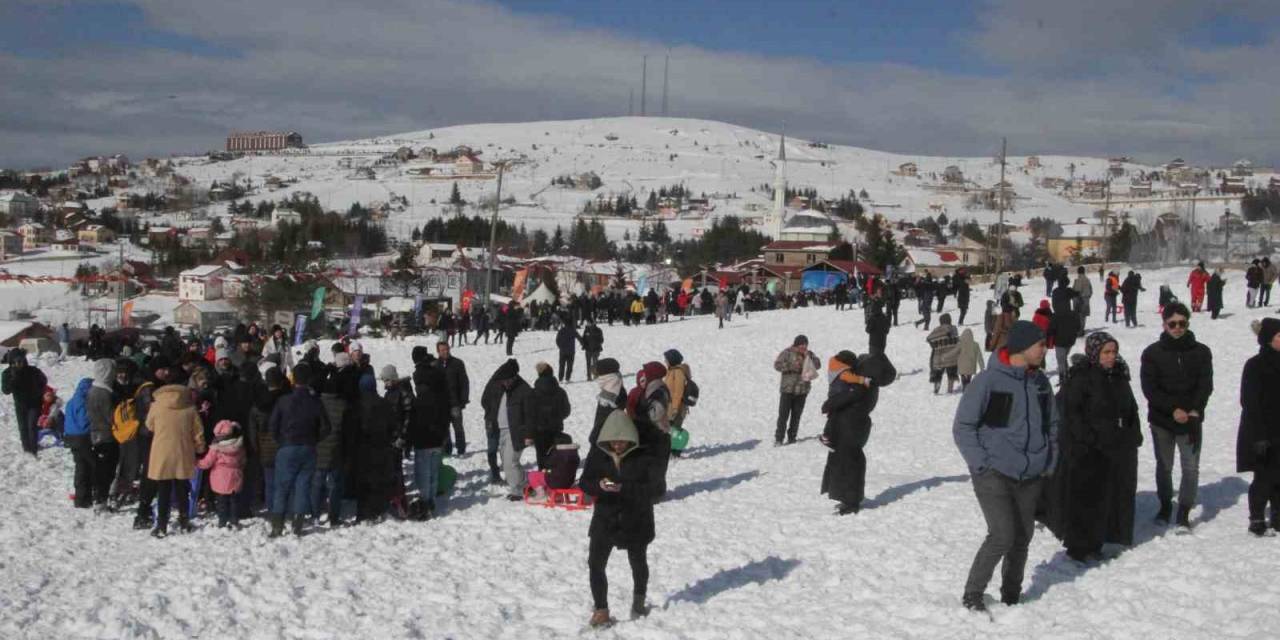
943, 165, 964, 184
16, 222, 50, 252
1025, 156, 1041, 169
780, 210, 838, 242
0, 321, 54, 348
1232, 159, 1254, 177
179, 264, 229, 301
1046, 220, 1107, 263
77, 225, 115, 246
762, 240, 840, 268
1129, 181, 1152, 197
904, 248, 965, 277
897, 163, 920, 177
0, 191, 40, 217
415, 242, 462, 264
1221, 176, 1247, 194
455, 154, 484, 175
271, 208, 302, 228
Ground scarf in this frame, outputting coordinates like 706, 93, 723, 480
597, 373, 623, 406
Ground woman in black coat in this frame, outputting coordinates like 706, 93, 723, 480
579, 410, 660, 628
531, 363, 571, 469
1047, 332, 1141, 561
1239, 318, 1280, 535
1206, 270, 1226, 320
820, 350, 895, 515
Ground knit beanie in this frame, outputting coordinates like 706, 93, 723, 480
535, 361, 553, 376
379, 364, 399, 381
494, 358, 520, 380
663, 349, 683, 367
594, 357, 620, 376
1005, 320, 1044, 355
1257, 317, 1280, 348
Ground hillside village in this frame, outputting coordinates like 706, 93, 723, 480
3, 116, 1280, 339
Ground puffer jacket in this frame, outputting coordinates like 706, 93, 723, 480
774, 347, 821, 395
197, 436, 245, 495
926, 325, 960, 370
953, 349, 1060, 481
579, 410, 659, 548
1139, 331, 1213, 435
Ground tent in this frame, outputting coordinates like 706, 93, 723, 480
523, 282, 557, 305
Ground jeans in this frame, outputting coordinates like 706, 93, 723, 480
499, 429, 525, 497
1151, 426, 1200, 509
588, 535, 649, 610
311, 467, 344, 522
413, 447, 443, 506
558, 351, 575, 382
963, 470, 1042, 597
585, 351, 600, 381
272, 445, 316, 517
775, 392, 807, 443
1105, 295, 1118, 323
15, 406, 38, 455
1262, 284, 1273, 306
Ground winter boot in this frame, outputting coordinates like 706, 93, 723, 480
962, 592, 987, 612
1154, 502, 1172, 524
1176, 505, 1193, 529
999, 589, 1020, 606
268, 515, 285, 538
291, 515, 306, 537
932, 381, 941, 395
133, 514, 153, 531
589, 609, 613, 629
631, 594, 650, 619
1249, 519, 1269, 537
837, 502, 861, 516
151, 525, 167, 539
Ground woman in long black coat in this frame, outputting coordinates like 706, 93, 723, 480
1238, 318, 1280, 535
820, 350, 895, 515
579, 410, 660, 628
1206, 270, 1226, 319
1047, 331, 1141, 561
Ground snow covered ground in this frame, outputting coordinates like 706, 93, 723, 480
2, 266, 1278, 638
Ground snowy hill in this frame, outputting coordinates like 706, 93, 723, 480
1, 267, 1277, 637
166, 117, 1147, 242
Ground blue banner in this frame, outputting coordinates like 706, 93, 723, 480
349, 295, 364, 336
293, 314, 307, 346
801, 270, 847, 291
412, 293, 424, 318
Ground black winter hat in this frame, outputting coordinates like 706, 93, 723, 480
1258, 318, 1280, 348
411, 345, 429, 364
264, 366, 287, 389
834, 350, 858, 367
793, 334, 809, 347
594, 357, 620, 376
494, 358, 520, 380
1005, 320, 1045, 355
663, 349, 683, 366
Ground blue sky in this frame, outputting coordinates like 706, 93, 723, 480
2, 0, 1280, 168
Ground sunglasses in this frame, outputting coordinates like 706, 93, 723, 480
1165, 320, 1189, 329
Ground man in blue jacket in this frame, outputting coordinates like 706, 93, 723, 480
953, 320, 1059, 613
268, 363, 330, 538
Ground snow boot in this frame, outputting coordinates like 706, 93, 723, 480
962, 592, 987, 612
837, 502, 861, 516
176, 516, 194, 534
1000, 590, 1020, 606
589, 609, 613, 629
291, 515, 306, 537
631, 594, 650, 619
1176, 505, 1193, 529
268, 515, 285, 538
932, 381, 941, 395
1249, 519, 1269, 537
151, 526, 167, 539
1154, 502, 1172, 524
133, 514, 153, 530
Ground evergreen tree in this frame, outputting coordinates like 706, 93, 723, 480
448, 182, 464, 206
864, 214, 905, 270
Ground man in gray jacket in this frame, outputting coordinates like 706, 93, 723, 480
952, 321, 1059, 613
1072, 265, 1092, 336
773, 335, 821, 446
86, 358, 120, 512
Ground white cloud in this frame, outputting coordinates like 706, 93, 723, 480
2, 0, 1278, 169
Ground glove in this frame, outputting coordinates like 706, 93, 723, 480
819, 433, 834, 450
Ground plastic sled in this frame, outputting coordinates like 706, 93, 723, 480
549, 488, 592, 511
188, 468, 203, 519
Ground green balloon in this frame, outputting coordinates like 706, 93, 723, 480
671, 427, 690, 451
437, 463, 457, 496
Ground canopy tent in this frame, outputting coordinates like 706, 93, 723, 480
523, 282, 557, 305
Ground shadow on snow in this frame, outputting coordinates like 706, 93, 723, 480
663, 471, 761, 503
680, 439, 762, 461
664, 556, 802, 606
862, 474, 969, 511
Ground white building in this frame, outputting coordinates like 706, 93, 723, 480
272, 208, 302, 228
0, 191, 40, 218
179, 264, 229, 301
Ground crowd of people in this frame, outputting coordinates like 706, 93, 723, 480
5, 259, 1280, 624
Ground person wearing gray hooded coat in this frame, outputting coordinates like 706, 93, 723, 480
956, 328, 984, 389
86, 358, 120, 510
952, 320, 1059, 612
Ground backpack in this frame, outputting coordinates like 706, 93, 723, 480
682, 376, 700, 408
111, 382, 154, 444
63, 378, 93, 438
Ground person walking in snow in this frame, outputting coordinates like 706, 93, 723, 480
531, 362, 571, 470
2, 348, 47, 457
555, 320, 584, 383
820, 350, 892, 515
926, 314, 961, 394
773, 335, 821, 446
953, 320, 1058, 612
865, 301, 891, 357
580, 410, 661, 628
1246, 259, 1263, 308
663, 349, 692, 457
1140, 302, 1213, 529
1187, 262, 1210, 313
1072, 266, 1092, 335
268, 363, 330, 538
1261, 257, 1277, 306
956, 328, 983, 390
582, 318, 604, 381
435, 341, 470, 456
1050, 276, 1081, 385
1206, 269, 1225, 320
1239, 318, 1280, 536
1104, 271, 1121, 323
492, 359, 536, 501
1121, 271, 1144, 328
1044, 332, 1141, 563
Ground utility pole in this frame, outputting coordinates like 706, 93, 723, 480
662, 52, 669, 116
116, 241, 124, 329
1224, 207, 1232, 261
995, 137, 1007, 274
1101, 176, 1112, 276
640, 55, 647, 117
628, 89, 634, 116
483, 161, 512, 311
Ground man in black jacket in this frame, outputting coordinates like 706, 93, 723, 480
2, 349, 47, 456
435, 342, 470, 456
491, 359, 535, 500
503, 303, 524, 356
555, 320, 584, 382
268, 363, 331, 537
1140, 303, 1213, 528
582, 319, 604, 381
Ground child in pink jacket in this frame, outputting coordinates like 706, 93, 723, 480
198, 419, 245, 528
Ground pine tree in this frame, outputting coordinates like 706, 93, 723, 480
448, 182, 464, 205
864, 214, 905, 269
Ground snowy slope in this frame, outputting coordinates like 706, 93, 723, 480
1, 268, 1277, 638
164, 117, 1135, 242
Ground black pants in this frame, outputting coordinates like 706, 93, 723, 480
478, 328, 490, 344
775, 392, 807, 443
155, 479, 190, 530
958, 305, 969, 326
68, 435, 95, 507
1248, 467, 1280, 522
506, 333, 517, 356
1105, 296, 1118, 323
558, 351, 575, 382
588, 536, 649, 610
114, 438, 142, 498
216, 493, 239, 526
446, 409, 466, 455
1262, 284, 1273, 306
889, 305, 899, 326
90, 441, 119, 505
585, 351, 600, 380
15, 406, 38, 455
1123, 299, 1137, 327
